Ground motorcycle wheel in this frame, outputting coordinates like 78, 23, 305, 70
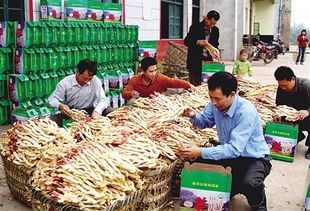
248, 52, 255, 63
264, 52, 274, 64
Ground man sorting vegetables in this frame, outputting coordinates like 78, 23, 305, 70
274, 66, 310, 159
49, 59, 112, 124
184, 10, 220, 86
122, 57, 196, 100
180, 72, 271, 211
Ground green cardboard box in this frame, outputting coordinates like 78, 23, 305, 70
306, 165, 310, 211
40, 0, 62, 21
0, 21, 16, 47
138, 41, 157, 61
65, 0, 88, 21
103, 3, 122, 23
201, 62, 225, 82
87, 1, 104, 22
264, 122, 298, 162
180, 162, 231, 210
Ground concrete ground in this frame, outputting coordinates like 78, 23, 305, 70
0, 52, 310, 211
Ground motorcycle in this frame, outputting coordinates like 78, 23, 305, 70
272, 39, 285, 55
248, 41, 276, 64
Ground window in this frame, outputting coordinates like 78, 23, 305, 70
161, 0, 183, 39
0, 0, 24, 21
192, 0, 200, 24
253, 22, 260, 35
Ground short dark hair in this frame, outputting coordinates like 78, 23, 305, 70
207, 72, 237, 97
207, 10, 220, 21
301, 29, 307, 35
140, 57, 157, 71
240, 49, 249, 55
274, 66, 295, 81
77, 59, 97, 75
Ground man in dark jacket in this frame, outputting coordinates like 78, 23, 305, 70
184, 10, 220, 86
274, 66, 310, 159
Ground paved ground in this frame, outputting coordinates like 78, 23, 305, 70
0, 52, 310, 211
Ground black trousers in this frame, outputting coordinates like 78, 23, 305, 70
195, 156, 272, 211
297, 116, 310, 146
189, 71, 202, 86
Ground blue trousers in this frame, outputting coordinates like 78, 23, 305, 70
296, 47, 306, 63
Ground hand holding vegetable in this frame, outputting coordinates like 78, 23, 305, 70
59, 104, 72, 118
179, 145, 201, 158
297, 110, 309, 120
131, 90, 140, 99
182, 108, 195, 118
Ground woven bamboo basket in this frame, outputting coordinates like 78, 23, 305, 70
162, 42, 189, 80
170, 159, 186, 198
162, 65, 189, 80
29, 184, 142, 211
163, 42, 188, 66
136, 160, 177, 211
1, 155, 33, 207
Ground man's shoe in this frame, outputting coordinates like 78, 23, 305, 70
301, 62, 304, 65
229, 194, 251, 211
305, 147, 310, 159
295, 62, 298, 65
298, 131, 306, 142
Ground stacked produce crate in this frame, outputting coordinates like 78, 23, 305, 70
0, 21, 15, 125
10, 21, 138, 121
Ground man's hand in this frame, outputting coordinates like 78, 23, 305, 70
271, 115, 282, 123
189, 84, 198, 92
91, 111, 101, 119
179, 145, 201, 158
196, 40, 208, 47
131, 90, 140, 99
59, 104, 72, 118
182, 108, 195, 118
297, 110, 309, 120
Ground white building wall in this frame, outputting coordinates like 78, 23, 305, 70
125, 0, 160, 41
201, 0, 244, 61
243, 0, 251, 34
183, 0, 192, 38
253, 0, 275, 35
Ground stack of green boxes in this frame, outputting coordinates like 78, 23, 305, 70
9, 20, 139, 121
0, 21, 15, 125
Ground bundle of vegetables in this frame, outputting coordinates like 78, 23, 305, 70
68, 116, 130, 145
0, 118, 75, 169
32, 141, 143, 210
150, 118, 217, 155
235, 75, 261, 95
199, 40, 220, 61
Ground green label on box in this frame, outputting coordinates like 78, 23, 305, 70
181, 169, 231, 192
265, 122, 298, 139
202, 63, 225, 73
264, 122, 298, 162
40, 0, 61, 6
180, 166, 231, 210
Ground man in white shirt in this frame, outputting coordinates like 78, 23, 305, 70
49, 59, 111, 123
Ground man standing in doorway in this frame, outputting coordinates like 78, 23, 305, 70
184, 10, 220, 86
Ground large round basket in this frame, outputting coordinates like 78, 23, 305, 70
1, 155, 33, 207
136, 160, 177, 211
163, 42, 188, 66
162, 42, 189, 80
29, 184, 142, 211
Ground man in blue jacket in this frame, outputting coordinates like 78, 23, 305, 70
180, 72, 271, 211
184, 10, 220, 86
